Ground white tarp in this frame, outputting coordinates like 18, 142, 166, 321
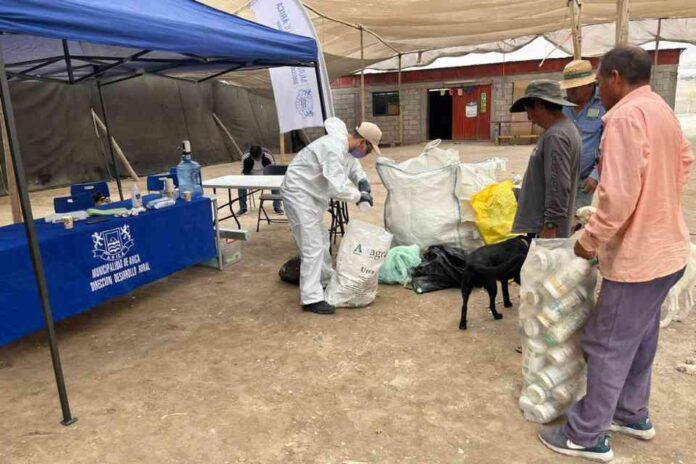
200, 1, 696, 87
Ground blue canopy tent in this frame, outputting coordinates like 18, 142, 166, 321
0, 0, 322, 425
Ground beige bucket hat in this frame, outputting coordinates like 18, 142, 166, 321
356, 122, 382, 155
559, 59, 596, 90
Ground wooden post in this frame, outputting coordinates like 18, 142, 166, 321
569, 0, 583, 59
90, 109, 139, 182
652, 18, 662, 85
212, 112, 244, 159
398, 53, 403, 146
615, 0, 630, 46
0, 101, 21, 223
279, 132, 286, 164
360, 25, 365, 122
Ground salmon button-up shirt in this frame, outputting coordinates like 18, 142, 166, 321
579, 85, 694, 282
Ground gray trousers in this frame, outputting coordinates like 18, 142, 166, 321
564, 269, 684, 447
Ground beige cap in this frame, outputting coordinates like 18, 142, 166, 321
356, 122, 382, 155
559, 59, 596, 90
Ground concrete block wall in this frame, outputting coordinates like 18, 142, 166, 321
652, 64, 678, 108
318, 63, 679, 144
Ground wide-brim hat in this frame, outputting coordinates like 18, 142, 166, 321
559, 59, 596, 89
510, 79, 576, 113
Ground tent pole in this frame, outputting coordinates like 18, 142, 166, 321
569, 0, 583, 59
360, 26, 365, 122
314, 62, 328, 121
0, 99, 21, 223
279, 133, 286, 164
0, 46, 77, 427
398, 53, 403, 146
615, 0, 630, 46
97, 81, 124, 200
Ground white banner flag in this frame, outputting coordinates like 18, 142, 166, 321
251, 0, 334, 133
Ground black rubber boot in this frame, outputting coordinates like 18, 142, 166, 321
302, 301, 336, 315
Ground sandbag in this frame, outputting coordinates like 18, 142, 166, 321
378, 245, 421, 285
279, 255, 301, 285
471, 180, 519, 245
410, 245, 469, 294
325, 220, 393, 307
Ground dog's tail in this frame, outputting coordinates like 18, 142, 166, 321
470, 255, 527, 278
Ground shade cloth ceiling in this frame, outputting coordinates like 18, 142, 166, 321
199, 1, 696, 86
0, 0, 318, 83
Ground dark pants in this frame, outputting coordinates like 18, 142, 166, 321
564, 269, 684, 447
238, 188, 281, 211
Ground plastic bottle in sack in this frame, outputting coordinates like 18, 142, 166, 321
522, 338, 548, 378
551, 376, 584, 405
524, 312, 554, 339
518, 303, 539, 335
542, 287, 589, 322
542, 258, 593, 299
528, 400, 563, 423
518, 394, 536, 413
521, 289, 543, 306
536, 360, 583, 390
545, 303, 593, 346
528, 248, 566, 273
358, 202, 371, 212
527, 383, 551, 405
547, 342, 582, 365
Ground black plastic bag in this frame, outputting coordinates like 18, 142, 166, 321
279, 255, 301, 285
411, 245, 469, 294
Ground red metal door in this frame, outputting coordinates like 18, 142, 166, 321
452, 85, 492, 140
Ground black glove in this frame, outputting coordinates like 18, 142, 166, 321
358, 179, 371, 194
357, 191, 373, 207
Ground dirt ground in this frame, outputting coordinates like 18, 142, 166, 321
0, 141, 695, 464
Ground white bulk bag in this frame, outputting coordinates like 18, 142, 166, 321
377, 157, 471, 250
325, 220, 393, 308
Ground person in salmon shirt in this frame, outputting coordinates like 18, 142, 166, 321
539, 46, 694, 462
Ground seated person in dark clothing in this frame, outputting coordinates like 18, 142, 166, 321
236, 145, 283, 215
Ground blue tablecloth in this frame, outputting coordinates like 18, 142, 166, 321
0, 195, 217, 347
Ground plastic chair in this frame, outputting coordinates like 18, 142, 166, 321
256, 165, 288, 231
70, 181, 110, 202
147, 173, 176, 193
54, 192, 95, 213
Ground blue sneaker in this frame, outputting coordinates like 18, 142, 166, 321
610, 418, 656, 441
539, 427, 614, 462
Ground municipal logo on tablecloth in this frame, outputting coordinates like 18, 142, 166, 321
295, 88, 315, 118
92, 225, 134, 261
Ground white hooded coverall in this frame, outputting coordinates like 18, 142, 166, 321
281, 118, 368, 305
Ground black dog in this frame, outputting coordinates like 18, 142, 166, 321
459, 236, 532, 330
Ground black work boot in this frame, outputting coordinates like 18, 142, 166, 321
302, 301, 336, 315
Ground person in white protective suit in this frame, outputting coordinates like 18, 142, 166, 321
281, 117, 382, 315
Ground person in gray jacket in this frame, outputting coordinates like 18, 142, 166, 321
510, 79, 582, 239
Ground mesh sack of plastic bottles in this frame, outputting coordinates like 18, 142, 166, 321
517, 239, 597, 424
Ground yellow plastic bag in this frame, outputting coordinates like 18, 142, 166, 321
470, 180, 519, 245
